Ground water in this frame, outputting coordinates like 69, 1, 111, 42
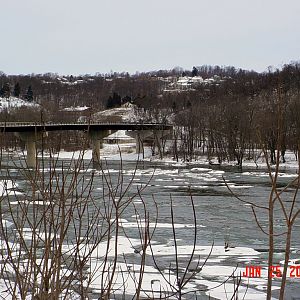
1, 156, 300, 299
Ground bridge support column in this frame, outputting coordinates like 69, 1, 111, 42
136, 133, 143, 154
26, 140, 36, 169
89, 130, 110, 167
15, 131, 46, 169
92, 139, 101, 163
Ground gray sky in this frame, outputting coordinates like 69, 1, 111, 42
1, 0, 300, 75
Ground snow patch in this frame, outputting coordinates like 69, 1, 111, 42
0, 96, 39, 112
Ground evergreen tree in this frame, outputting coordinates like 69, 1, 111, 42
186, 100, 192, 108
25, 85, 33, 101
192, 66, 199, 77
2, 82, 10, 98
106, 92, 122, 108
112, 92, 121, 107
122, 95, 132, 104
13, 82, 21, 97
172, 101, 177, 111
0, 87, 4, 98
106, 96, 114, 108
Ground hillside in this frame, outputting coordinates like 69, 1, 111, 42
92, 103, 136, 122
0, 97, 39, 112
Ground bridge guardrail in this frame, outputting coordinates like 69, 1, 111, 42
0, 121, 171, 127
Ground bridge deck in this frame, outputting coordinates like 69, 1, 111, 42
0, 122, 172, 133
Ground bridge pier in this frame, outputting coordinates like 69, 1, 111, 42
92, 139, 100, 164
136, 133, 143, 154
2, 122, 172, 167
15, 131, 46, 169
89, 130, 110, 167
26, 139, 36, 169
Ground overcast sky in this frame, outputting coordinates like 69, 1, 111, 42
1, 0, 300, 75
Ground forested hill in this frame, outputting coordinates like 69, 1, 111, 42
1, 62, 300, 165
1, 63, 299, 121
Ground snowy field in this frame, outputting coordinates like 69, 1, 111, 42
0, 96, 39, 112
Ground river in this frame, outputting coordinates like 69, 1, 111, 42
0, 154, 300, 299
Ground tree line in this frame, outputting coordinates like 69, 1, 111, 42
1, 62, 300, 166
0, 81, 33, 101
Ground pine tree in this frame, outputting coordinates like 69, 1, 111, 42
112, 92, 121, 107
122, 95, 131, 105
0, 87, 4, 98
2, 83, 10, 98
172, 101, 177, 111
25, 85, 33, 101
13, 82, 21, 97
106, 92, 122, 108
106, 96, 114, 108
192, 66, 199, 77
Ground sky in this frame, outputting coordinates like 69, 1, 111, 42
1, 0, 300, 75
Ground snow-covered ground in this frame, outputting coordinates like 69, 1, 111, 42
148, 149, 300, 171
0, 96, 39, 112
21, 136, 300, 172
0, 180, 22, 196
92, 103, 137, 122
49, 143, 151, 161
61, 105, 90, 112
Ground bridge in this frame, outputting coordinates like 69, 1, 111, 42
0, 122, 171, 132
0, 122, 172, 168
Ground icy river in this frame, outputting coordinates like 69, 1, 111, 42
1, 154, 300, 299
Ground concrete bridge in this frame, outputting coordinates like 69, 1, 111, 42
0, 122, 172, 168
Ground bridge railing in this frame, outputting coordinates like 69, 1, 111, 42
0, 122, 39, 127
0, 121, 172, 127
